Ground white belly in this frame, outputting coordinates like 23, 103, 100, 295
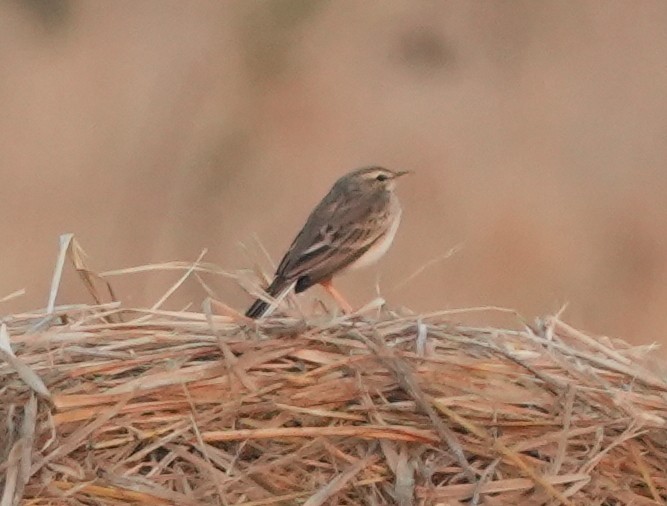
347, 208, 402, 271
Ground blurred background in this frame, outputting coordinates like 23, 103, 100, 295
1, 1, 666, 350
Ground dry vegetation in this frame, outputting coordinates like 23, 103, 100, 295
1, 237, 667, 505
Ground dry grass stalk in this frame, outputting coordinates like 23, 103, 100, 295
1, 236, 667, 505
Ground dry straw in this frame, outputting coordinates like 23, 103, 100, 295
1, 235, 667, 505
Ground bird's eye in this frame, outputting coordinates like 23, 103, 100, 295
375, 174, 388, 181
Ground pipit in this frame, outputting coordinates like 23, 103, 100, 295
245, 166, 410, 318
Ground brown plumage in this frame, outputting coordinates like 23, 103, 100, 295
246, 166, 409, 318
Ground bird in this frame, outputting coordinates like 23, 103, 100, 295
245, 166, 410, 319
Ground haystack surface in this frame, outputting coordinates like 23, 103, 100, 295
1, 240, 667, 505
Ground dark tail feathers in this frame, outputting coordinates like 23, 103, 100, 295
245, 298, 270, 319
245, 277, 286, 319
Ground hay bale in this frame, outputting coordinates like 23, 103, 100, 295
2, 300, 666, 505
1, 236, 666, 504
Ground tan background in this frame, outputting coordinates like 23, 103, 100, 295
1, 1, 666, 350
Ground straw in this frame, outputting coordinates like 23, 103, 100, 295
1, 237, 666, 505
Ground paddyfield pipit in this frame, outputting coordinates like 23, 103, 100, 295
245, 166, 410, 318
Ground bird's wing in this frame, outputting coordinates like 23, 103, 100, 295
273, 187, 389, 285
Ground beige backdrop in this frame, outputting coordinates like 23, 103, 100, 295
2, 1, 666, 351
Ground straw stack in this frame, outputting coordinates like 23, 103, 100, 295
1, 238, 666, 505
1, 303, 666, 505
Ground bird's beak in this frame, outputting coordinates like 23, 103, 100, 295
393, 170, 412, 178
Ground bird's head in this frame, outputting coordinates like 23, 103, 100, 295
341, 166, 411, 192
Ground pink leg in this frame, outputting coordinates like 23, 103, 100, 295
320, 279, 353, 314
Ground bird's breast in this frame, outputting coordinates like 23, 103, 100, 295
346, 205, 402, 272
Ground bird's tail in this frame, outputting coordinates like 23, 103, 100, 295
245, 277, 288, 319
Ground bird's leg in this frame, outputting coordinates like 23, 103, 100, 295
319, 279, 353, 314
